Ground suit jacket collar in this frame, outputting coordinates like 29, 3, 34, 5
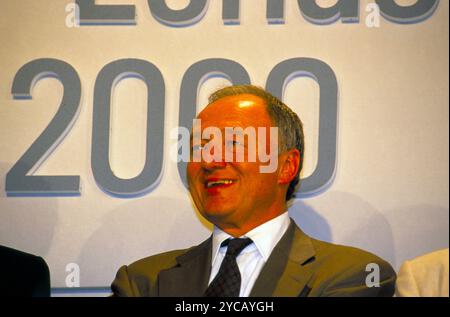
249, 220, 316, 297
157, 220, 316, 297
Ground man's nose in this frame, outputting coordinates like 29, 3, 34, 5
202, 159, 227, 170
201, 148, 227, 170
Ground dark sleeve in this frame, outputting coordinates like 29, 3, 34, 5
31, 256, 51, 297
0, 246, 51, 297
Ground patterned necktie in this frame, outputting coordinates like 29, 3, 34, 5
204, 238, 253, 297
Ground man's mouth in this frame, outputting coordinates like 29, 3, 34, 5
204, 179, 236, 189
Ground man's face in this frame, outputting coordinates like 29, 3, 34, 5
187, 94, 286, 235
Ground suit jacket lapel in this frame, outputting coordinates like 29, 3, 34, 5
157, 236, 212, 296
157, 221, 316, 297
250, 221, 316, 297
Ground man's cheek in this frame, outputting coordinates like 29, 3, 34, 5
186, 163, 199, 177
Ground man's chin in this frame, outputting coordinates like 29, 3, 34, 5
201, 208, 235, 222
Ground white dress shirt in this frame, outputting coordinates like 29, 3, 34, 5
208, 212, 291, 297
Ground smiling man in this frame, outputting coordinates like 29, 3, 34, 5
111, 85, 396, 297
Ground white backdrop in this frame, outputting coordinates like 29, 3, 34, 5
0, 0, 448, 294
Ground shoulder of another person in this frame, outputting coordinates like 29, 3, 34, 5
0, 245, 48, 269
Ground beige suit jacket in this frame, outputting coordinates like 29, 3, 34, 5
396, 248, 449, 297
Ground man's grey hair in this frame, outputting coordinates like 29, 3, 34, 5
208, 85, 304, 201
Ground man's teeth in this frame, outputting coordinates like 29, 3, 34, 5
206, 180, 234, 188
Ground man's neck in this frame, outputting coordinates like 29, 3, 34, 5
216, 209, 287, 237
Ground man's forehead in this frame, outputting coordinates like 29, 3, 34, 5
197, 94, 269, 120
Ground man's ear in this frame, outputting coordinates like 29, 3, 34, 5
278, 149, 300, 184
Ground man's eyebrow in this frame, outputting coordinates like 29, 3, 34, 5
225, 128, 243, 136
190, 128, 251, 141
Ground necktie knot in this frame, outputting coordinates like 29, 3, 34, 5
222, 238, 253, 257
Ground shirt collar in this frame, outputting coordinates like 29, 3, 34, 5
211, 212, 291, 264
